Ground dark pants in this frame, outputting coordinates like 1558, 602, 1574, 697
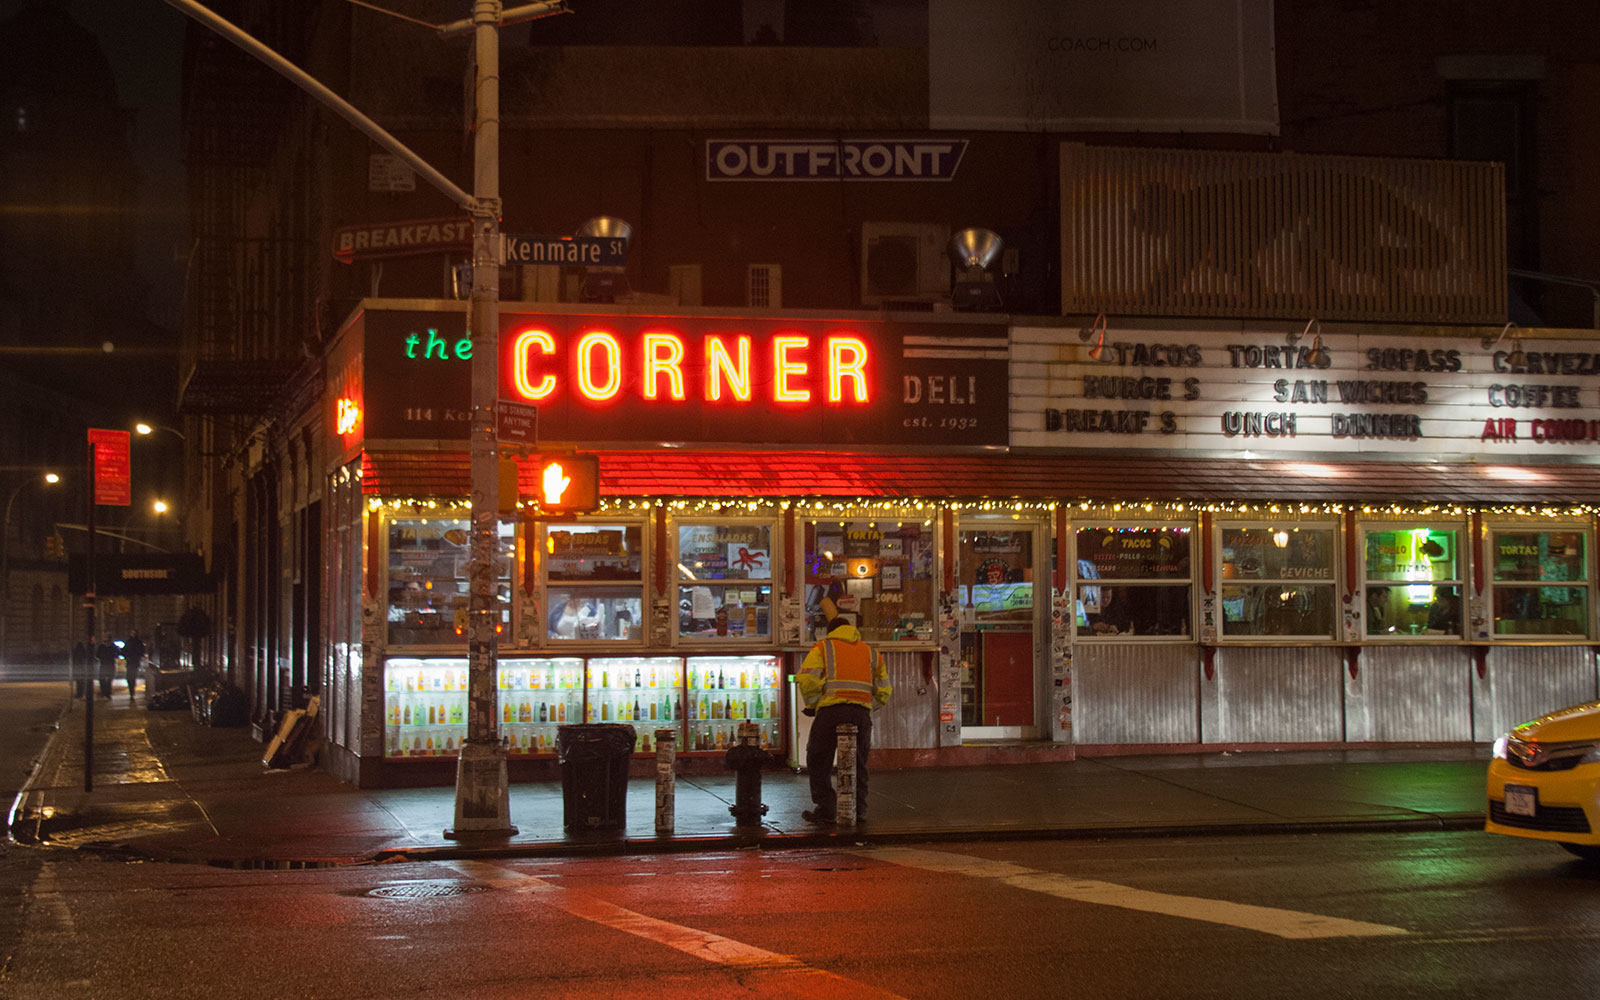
98, 672, 113, 698
125, 662, 140, 697
806, 702, 872, 819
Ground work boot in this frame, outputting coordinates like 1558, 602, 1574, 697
801, 809, 836, 826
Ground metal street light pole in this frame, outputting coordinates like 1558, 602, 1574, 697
442, 0, 514, 837
165, 0, 567, 838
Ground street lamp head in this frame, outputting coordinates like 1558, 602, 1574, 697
44, 472, 60, 484
134, 421, 187, 442
153, 500, 170, 515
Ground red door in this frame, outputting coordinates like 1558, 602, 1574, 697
980, 630, 1033, 727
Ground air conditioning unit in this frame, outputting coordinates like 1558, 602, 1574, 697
860, 222, 951, 307
748, 263, 782, 309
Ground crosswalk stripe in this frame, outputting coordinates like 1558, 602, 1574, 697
442, 859, 910, 999
860, 847, 1409, 940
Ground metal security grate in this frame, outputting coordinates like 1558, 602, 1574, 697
1489, 800, 1592, 834
1060, 143, 1506, 323
365, 883, 490, 899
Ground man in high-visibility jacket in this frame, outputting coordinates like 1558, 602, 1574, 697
798, 616, 892, 824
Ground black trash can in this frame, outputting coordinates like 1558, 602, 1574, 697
556, 723, 636, 832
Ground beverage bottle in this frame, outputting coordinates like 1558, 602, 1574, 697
672, 695, 679, 721
717, 668, 725, 689
689, 666, 697, 689
755, 692, 764, 718
633, 696, 641, 720
602, 699, 611, 721
699, 694, 709, 719
649, 667, 657, 688
502, 701, 512, 723
403, 704, 412, 725
601, 669, 609, 688
539, 701, 548, 723
634, 668, 641, 687
740, 668, 749, 689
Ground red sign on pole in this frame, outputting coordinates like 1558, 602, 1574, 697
87, 428, 130, 506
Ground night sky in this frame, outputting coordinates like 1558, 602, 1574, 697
1, 0, 189, 330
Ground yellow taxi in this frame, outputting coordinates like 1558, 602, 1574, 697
1486, 700, 1600, 861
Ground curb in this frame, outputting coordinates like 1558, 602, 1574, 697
6, 700, 75, 851
16, 811, 1488, 869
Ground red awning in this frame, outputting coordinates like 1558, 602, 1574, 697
363, 448, 1600, 507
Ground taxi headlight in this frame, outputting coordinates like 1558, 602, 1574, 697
1492, 735, 1509, 760
1580, 743, 1600, 765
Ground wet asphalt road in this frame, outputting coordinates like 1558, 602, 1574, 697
3, 827, 1598, 999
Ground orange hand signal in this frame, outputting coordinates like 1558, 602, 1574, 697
542, 461, 571, 504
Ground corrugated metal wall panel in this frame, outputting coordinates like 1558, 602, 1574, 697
1344, 646, 1473, 742
1073, 643, 1198, 744
874, 651, 937, 749
1473, 646, 1600, 742
1204, 646, 1342, 743
1060, 144, 1505, 323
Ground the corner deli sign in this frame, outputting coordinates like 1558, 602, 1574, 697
706, 139, 968, 181
359, 309, 1008, 447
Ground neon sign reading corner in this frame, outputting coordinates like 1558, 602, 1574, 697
508, 328, 872, 405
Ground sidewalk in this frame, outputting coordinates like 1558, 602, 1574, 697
9, 689, 1491, 865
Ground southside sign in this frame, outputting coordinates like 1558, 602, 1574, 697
360, 310, 1009, 447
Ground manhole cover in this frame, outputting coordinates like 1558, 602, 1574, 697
366, 882, 489, 899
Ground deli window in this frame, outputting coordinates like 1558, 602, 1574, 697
804, 519, 936, 643
385, 517, 511, 646
1074, 524, 1193, 638
675, 520, 775, 641
1362, 525, 1464, 638
1219, 524, 1337, 639
544, 522, 645, 642
1490, 528, 1591, 637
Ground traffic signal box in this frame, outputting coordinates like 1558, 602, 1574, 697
497, 452, 602, 515
537, 453, 600, 513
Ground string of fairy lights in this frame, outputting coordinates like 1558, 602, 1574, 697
362, 494, 1600, 521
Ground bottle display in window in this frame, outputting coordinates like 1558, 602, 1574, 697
497, 657, 585, 755
587, 657, 685, 752
684, 654, 781, 752
383, 658, 469, 758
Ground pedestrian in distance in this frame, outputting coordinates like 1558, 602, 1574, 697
797, 615, 892, 826
124, 630, 146, 702
95, 638, 118, 700
71, 640, 91, 698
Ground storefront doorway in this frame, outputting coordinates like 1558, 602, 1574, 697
957, 525, 1042, 739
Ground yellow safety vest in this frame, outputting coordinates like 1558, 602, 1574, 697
798, 626, 891, 710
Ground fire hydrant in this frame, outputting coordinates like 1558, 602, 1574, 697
724, 721, 769, 828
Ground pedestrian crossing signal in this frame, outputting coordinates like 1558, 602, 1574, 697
536, 453, 600, 513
